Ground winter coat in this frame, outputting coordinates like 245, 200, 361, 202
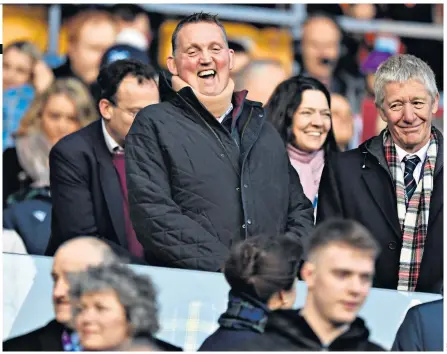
199, 291, 268, 351
392, 299, 443, 351
125, 77, 314, 271
316, 128, 443, 293
237, 309, 384, 351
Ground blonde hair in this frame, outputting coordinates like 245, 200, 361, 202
15, 78, 98, 137
66, 10, 117, 44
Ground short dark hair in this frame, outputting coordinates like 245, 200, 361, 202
97, 59, 157, 105
224, 234, 303, 302
110, 4, 146, 22
171, 12, 228, 54
307, 219, 380, 261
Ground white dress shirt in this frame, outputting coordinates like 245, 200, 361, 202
101, 119, 124, 154
395, 139, 430, 182
217, 103, 234, 124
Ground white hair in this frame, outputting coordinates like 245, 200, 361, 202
374, 54, 438, 109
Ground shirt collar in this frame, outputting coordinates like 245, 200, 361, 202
395, 138, 430, 164
101, 118, 123, 154
217, 103, 233, 124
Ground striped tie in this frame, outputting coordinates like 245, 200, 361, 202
403, 155, 421, 205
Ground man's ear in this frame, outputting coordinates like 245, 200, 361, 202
301, 261, 315, 289
99, 99, 113, 121
378, 106, 388, 123
432, 92, 440, 114
167, 56, 178, 76
228, 49, 235, 71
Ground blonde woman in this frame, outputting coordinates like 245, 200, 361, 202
3, 78, 98, 207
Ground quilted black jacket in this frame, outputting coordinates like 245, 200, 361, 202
125, 78, 314, 271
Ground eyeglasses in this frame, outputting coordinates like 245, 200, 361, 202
107, 98, 140, 119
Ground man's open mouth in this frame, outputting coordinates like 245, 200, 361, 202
198, 70, 216, 79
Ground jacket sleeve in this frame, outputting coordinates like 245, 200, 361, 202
315, 154, 344, 223
285, 160, 315, 240
125, 117, 222, 270
47, 142, 98, 254
392, 307, 423, 351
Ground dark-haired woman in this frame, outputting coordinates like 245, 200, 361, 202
265, 75, 339, 210
198, 234, 302, 351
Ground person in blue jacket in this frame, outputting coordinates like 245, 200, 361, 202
392, 298, 443, 351
199, 234, 303, 351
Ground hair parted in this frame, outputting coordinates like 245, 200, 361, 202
171, 12, 228, 55
374, 54, 438, 110
306, 218, 380, 261
97, 59, 158, 105
265, 75, 339, 156
224, 234, 303, 302
69, 263, 159, 337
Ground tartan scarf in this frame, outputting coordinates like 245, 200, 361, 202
383, 128, 437, 291
218, 290, 270, 333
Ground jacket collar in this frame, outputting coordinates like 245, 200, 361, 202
265, 309, 372, 350
40, 319, 67, 351
361, 126, 443, 176
159, 71, 249, 125
218, 290, 270, 333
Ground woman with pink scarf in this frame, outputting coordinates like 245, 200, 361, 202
265, 76, 339, 213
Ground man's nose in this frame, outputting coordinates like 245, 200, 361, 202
403, 102, 417, 123
53, 278, 68, 298
199, 50, 212, 64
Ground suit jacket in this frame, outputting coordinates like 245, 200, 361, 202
392, 299, 443, 351
317, 129, 443, 293
45, 120, 145, 264
3, 319, 65, 351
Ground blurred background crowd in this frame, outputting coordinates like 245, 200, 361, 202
2, 3, 444, 352
2, 3, 443, 249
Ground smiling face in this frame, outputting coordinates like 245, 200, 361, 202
292, 89, 332, 152
380, 79, 438, 153
167, 22, 234, 96
75, 290, 129, 351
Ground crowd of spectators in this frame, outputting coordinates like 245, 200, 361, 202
2, 4, 444, 352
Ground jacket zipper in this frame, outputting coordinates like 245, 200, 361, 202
174, 92, 241, 178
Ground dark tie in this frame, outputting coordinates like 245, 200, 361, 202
112, 151, 144, 258
403, 155, 421, 205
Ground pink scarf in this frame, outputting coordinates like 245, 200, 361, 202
287, 143, 325, 203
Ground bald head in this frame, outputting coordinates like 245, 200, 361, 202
240, 60, 288, 105
52, 237, 119, 326
301, 15, 341, 83
56, 237, 117, 265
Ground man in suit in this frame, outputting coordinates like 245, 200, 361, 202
3, 237, 119, 351
317, 54, 443, 293
45, 59, 159, 261
392, 299, 443, 351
